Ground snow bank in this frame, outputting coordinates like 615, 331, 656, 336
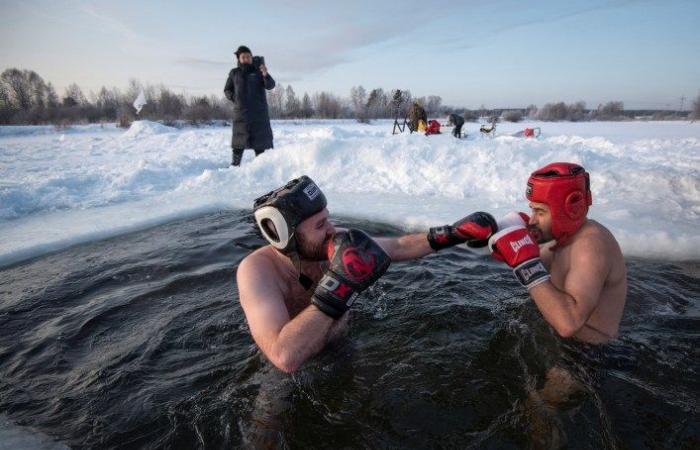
121, 120, 178, 138
0, 120, 698, 266
0, 123, 120, 137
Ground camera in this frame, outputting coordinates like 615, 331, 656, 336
252, 56, 265, 69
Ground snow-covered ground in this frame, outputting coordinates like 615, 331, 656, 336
1, 119, 698, 266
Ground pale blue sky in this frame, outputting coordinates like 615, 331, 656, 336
2, 0, 699, 109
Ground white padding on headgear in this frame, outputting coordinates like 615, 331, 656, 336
254, 206, 291, 250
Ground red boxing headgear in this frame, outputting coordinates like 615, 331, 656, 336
526, 162, 592, 248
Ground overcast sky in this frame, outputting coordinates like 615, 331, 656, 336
2, 0, 699, 109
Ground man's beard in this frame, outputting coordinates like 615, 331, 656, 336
528, 225, 552, 244
296, 232, 330, 261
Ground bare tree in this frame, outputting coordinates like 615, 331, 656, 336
314, 91, 343, 118
0, 80, 12, 124
63, 83, 87, 107
27, 71, 48, 109
157, 87, 185, 122
425, 95, 442, 116
46, 83, 59, 108
184, 96, 214, 123
350, 85, 368, 122
1, 68, 34, 110
535, 101, 589, 121
501, 110, 523, 122
1, 69, 27, 110
525, 104, 538, 118
568, 101, 587, 121
284, 85, 301, 118
125, 79, 142, 103
593, 101, 624, 121
366, 88, 388, 119
266, 83, 284, 119
301, 92, 313, 118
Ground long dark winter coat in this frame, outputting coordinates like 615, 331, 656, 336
224, 64, 276, 150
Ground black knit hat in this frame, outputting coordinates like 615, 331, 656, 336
235, 45, 252, 57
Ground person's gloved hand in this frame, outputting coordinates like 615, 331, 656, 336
489, 212, 549, 289
427, 211, 497, 251
311, 229, 391, 318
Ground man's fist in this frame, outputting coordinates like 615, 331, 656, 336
311, 229, 391, 319
489, 214, 549, 289
428, 211, 497, 251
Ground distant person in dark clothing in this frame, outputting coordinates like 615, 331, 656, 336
224, 45, 276, 166
447, 113, 465, 138
407, 102, 427, 133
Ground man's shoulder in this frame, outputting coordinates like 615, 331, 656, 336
238, 247, 282, 286
240, 246, 276, 273
576, 220, 619, 247
568, 220, 622, 262
237, 246, 287, 300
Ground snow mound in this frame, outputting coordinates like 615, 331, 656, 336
1, 120, 699, 266
0, 123, 120, 137
122, 120, 178, 138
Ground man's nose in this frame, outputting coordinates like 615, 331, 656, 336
528, 215, 537, 226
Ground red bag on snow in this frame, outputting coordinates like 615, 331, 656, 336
425, 120, 441, 135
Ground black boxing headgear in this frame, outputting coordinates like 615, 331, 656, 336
253, 176, 327, 254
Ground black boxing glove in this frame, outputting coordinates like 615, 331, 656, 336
311, 229, 392, 319
427, 211, 498, 251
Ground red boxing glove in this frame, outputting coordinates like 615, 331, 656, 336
489, 220, 550, 289
427, 211, 497, 251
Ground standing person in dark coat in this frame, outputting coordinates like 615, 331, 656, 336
447, 113, 465, 138
224, 45, 276, 166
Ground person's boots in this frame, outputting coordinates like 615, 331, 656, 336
231, 148, 243, 166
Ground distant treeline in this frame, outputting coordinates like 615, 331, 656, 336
491, 101, 695, 123
0, 68, 444, 126
1, 68, 698, 126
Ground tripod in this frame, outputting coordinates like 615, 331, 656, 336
391, 89, 409, 135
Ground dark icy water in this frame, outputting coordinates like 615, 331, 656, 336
0, 210, 698, 449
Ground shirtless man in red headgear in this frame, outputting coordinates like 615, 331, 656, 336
488, 162, 627, 446
489, 162, 627, 342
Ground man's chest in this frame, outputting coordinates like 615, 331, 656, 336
548, 251, 572, 289
280, 264, 326, 318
